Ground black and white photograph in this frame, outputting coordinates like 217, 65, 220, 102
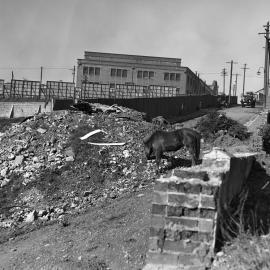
0, 0, 270, 269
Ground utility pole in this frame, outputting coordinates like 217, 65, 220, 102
11, 71, 14, 81
226, 60, 237, 104
259, 21, 270, 108
241, 64, 249, 96
40, 66, 43, 83
233, 73, 240, 96
221, 68, 227, 94
72, 66, 76, 84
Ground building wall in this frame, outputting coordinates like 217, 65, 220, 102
76, 52, 214, 96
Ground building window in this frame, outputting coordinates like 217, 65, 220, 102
176, 73, 180, 81
116, 69, 122, 77
164, 73, 169, 80
95, 67, 100, 75
88, 67, 94, 75
149, 71, 154, 78
143, 71, 148, 78
170, 73, 176, 81
111, 68, 116, 76
83, 67, 88, 75
137, 71, 142, 78
122, 69, 127, 78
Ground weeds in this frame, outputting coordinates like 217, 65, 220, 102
195, 111, 250, 141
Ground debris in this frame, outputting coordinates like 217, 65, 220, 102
80, 129, 107, 140
37, 128, 47, 134
88, 142, 126, 146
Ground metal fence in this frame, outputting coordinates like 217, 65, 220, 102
0, 80, 214, 100
80, 82, 188, 99
46, 81, 75, 99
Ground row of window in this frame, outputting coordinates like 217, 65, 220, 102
82, 66, 181, 82
164, 73, 181, 81
137, 70, 154, 79
111, 68, 127, 78
83, 66, 100, 76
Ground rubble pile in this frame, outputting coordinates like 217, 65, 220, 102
0, 106, 157, 230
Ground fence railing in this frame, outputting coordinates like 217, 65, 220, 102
0, 80, 214, 100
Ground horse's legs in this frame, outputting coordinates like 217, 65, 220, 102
188, 145, 197, 166
155, 148, 163, 169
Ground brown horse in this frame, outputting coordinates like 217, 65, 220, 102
143, 128, 201, 168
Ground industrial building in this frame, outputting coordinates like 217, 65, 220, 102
77, 51, 217, 96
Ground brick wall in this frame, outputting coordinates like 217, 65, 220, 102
144, 148, 256, 270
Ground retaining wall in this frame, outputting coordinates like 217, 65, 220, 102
0, 100, 54, 118
144, 148, 256, 270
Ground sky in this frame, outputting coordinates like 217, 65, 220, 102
0, 0, 269, 99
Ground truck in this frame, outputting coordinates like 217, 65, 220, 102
240, 92, 256, 108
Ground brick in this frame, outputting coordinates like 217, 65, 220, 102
163, 239, 202, 253
183, 208, 200, 217
154, 181, 168, 192
174, 169, 209, 181
166, 217, 198, 230
153, 191, 168, 204
152, 204, 166, 215
148, 237, 165, 252
146, 251, 179, 266
199, 209, 216, 219
200, 194, 216, 209
151, 215, 165, 228
198, 219, 214, 233
167, 205, 184, 217
177, 253, 202, 266
168, 193, 199, 209
168, 182, 202, 194
168, 181, 185, 193
149, 226, 165, 237
166, 229, 212, 242
201, 184, 219, 195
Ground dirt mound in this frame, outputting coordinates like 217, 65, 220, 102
0, 106, 157, 234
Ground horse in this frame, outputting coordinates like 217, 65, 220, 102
143, 128, 201, 169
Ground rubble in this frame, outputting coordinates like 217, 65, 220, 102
0, 105, 158, 230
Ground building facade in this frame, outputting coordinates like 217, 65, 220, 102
77, 51, 214, 96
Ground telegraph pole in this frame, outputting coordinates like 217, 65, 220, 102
259, 21, 270, 108
40, 66, 43, 83
241, 64, 249, 96
72, 66, 76, 84
226, 60, 237, 104
233, 73, 240, 96
221, 68, 227, 94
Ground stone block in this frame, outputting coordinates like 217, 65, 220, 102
166, 229, 212, 242
152, 204, 166, 215
166, 217, 198, 231
200, 194, 216, 209
151, 215, 166, 229
168, 193, 199, 209
198, 219, 214, 233
146, 251, 179, 266
153, 191, 168, 205
167, 205, 184, 217
201, 184, 219, 195
173, 169, 209, 181
154, 181, 168, 192
163, 239, 202, 253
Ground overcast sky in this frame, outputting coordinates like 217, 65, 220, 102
0, 0, 269, 98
